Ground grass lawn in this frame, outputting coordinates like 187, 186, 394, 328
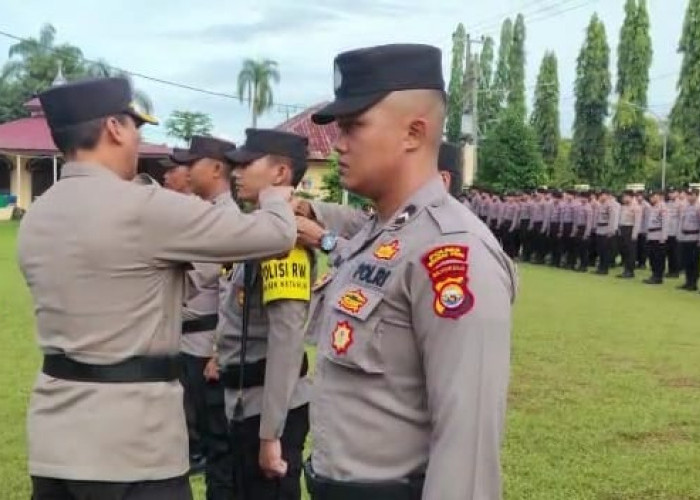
2, 220, 700, 499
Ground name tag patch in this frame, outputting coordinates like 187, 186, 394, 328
353, 263, 391, 288
261, 247, 311, 304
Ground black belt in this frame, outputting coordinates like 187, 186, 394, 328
648, 228, 661, 233
42, 353, 180, 383
182, 314, 218, 334
304, 460, 424, 500
682, 230, 700, 235
597, 223, 608, 226
221, 353, 309, 390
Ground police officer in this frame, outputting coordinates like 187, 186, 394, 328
300, 43, 516, 500
519, 191, 533, 261
162, 148, 192, 194
436, 142, 464, 200
644, 190, 669, 285
18, 78, 297, 500
636, 191, 651, 269
573, 191, 593, 272
594, 190, 615, 275
677, 187, 699, 291
169, 136, 238, 498
499, 192, 520, 258
665, 187, 682, 278
616, 190, 642, 279
529, 189, 547, 264
216, 129, 312, 499
548, 191, 563, 266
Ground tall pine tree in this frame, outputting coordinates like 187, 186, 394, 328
508, 14, 527, 120
671, 0, 700, 182
446, 23, 466, 143
530, 52, 560, 179
612, 0, 652, 183
493, 19, 513, 112
478, 37, 499, 133
571, 14, 611, 185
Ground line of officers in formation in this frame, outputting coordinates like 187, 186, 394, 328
458, 187, 700, 290
18, 43, 516, 500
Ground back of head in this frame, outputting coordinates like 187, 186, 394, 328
438, 142, 463, 198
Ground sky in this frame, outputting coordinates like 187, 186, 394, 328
0, 0, 687, 146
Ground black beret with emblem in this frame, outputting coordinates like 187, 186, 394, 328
39, 77, 158, 130
312, 44, 445, 125
171, 136, 236, 165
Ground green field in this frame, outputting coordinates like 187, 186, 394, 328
2, 220, 700, 499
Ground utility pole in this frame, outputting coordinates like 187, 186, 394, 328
461, 34, 485, 182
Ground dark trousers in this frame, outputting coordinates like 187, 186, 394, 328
31, 475, 192, 500
637, 234, 648, 267
500, 222, 516, 258
610, 232, 620, 267
597, 235, 612, 273
180, 353, 233, 500
680, 241, 700, 287
489, 220, 500, 243
619, 226, 636, 275
562, 222, 576, 268
589, 233, 598, 268
229, 404, 309, 500
532, 222, 545, 262
666, 236, 680, 275
520, 220, 532, 261
549, 223, 561, 265
574, 226, 589, 270
647, 239, 665, 280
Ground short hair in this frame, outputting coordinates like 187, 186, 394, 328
268, 155, 307, 188
51, 114, 130, 155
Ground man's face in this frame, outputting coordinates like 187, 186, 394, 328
669, 191, 678, 201
650, 194, 660, 205
233, 156, 280, 203
163, 165, 191, 194
188, 157, 221, 198
334, 100, 406, 199
689, 192, 698, 204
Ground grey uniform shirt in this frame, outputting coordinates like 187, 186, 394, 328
619, 202, 643, 241
181, 191, 237, 357
17, 162, 296, 482
529, 200, 545, 229
639, 200, 651, 234
678, 202, 700, 242
560, 201, 574, 224
646, 203, 669, 242
667, 200, 682, 238
575, 203, 594, 239
216, 254, 312, 438
308, 177, 517, 499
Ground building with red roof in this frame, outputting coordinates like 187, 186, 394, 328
0, 97, 171, 211
275, 102, 338, 198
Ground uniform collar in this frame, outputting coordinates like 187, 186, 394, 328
212, 190, 233, 206
60, 161, 123, 180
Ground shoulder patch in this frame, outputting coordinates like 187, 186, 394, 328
421, 244, 474, 319
260, 246, 311, 304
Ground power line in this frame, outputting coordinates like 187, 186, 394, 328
0, 27, 311, 115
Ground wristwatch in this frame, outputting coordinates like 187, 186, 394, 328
320, 231, 338, 253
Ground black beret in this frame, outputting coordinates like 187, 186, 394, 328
171, 136, 236, 165
39, 77, 158, 130
312, 44, 445, 125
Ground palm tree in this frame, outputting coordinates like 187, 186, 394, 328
237, 59, 280, 127
87, 60, 154, 114
3, 24, 85, 87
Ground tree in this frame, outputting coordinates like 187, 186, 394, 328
670, 0, 700, 182
0, 24, 88, 122
478, 37, 499, 133
87, 60, 154, 114
530, 52, 560, 180
321, 153, 366, 207
493, 19, 513, 112
237, 59, 280, 128
477, 108, 546, 190
550, 139, 577, 188
165, 110, 213, 145
446, 23, 466, 143
612, 0, 653, 183
570, 14, 612, 185
507, 14, 527, 120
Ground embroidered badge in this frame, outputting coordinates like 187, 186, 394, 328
331, 320, 354, 355
421, 245, 475, 319
337, 288, 368, 314
373, 239, 400, 261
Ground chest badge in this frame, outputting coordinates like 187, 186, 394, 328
373, 239, 400, 261
331, 320, 354, 355
338, 289, 368, 314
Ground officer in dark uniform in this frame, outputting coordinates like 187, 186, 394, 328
19, 78, 297, 500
